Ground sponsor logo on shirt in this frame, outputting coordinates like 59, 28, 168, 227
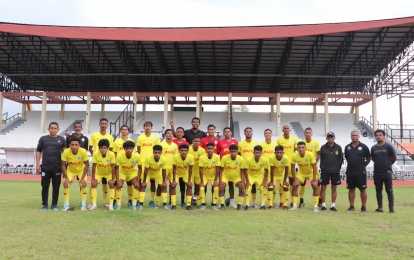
122, 165, 134, 170
298, 163, 309, 167
98, 163, 110, 168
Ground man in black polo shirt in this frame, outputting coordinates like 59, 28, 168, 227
371, 129, 397, 213
320, 132, 343, 211
36, 122, 66, 211
344, 130, 370, 212
65, 121, 89, 150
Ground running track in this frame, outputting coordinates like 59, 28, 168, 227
1, 174, 413, 186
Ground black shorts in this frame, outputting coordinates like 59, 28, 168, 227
346, 174, 367, 190
321, 172, 341, 186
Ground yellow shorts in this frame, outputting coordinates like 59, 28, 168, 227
296, 173, 313, 184
269, 174, 287, 186
67, 171, 87, 182
249, 175, 264, 186
119, 173, 136, 182
195, 175, 215, 185
222, 175, 241, 185
94, 173, 112, 183
175, 174, 189, 183
288, 167, 294, 178
141, 174, 163, 184
166, 169, 173, 181
193, 171, 200, 184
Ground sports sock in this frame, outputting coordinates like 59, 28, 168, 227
80, 186, 87, 202
260, 188, 267, 206
219, 195, 224, 205
313, 196, 319, 207
237, 195, 244, 206
199, 186, 205, 204
278, 186, 283, 204
116, 188, 123, 205
213, 187, 219, 204
109, 189, 115, 206
132, 189, 139, 205
127, 185, 133, 201
331, 202, 336, 208
64, 184, 71, 202
151, 191, 155, 201
282, 190, 289, 206
171, 195, 177, 206
90, 187, 97, 205
161, 192, 167, 204
252, 193, 256, 204
186, 195, 192, 206
102, 184, 108, 204
292, 196, 298, 207
64, 200, 69, 207
300, 185, 306, 199
322, 202, 326, 207
244, 186, 251, 205
156, 195, 161, 206
268, 189, 274, 206
139, 192, 146, 204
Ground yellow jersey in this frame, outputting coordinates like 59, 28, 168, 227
221, 154, 245, 179
61, 148, 89, 173
238, 140, 259, 160
144, 155, 167, 177
291, 151, 316, 176
246, 155, 269, 178
188, 146, 206, 175
137, 133, 159, 162
199, 153, 221, 179
113, 137, 134, 154
301, 139, 320, 160
116, 152, 141, 176
268, 154, 291, 176
260, 140, 277, 159
160, 141, 179, 169
92, 150, 116, 176
276, 136, 297, 158
89, 132, 114, 153
173, 153, 194, 177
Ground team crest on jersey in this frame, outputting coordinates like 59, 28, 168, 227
235, 162, 239, 166
106, 159, 110, 163
347, 146, 351, 150
335, 151, 339, 155
159, 163, 163, 167
81, 138, 85, 142
358, 147, 362, 150
290, 141, 293, 144
77, 156, 81, 160
272, 146, 275, 149
259, 164, 263, 167
305, 158, 308, 162
281, 161, 284, 165
311, 144, 314, 148
185, 162, 189, 166
172, 146, 176, 150
212, 160, 216, 164
150, 138, 154, 142
198, 154, 201, 157
251, 144, 255, 148
131, 160, 135, 164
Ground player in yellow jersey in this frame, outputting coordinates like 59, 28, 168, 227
114, 140, 141, 210
199, 142, 221, 210
61, 137, 90, 211
89, 118, 114, 208
219, 144, 246, 211
137, 145, 169, 210
289, 141, 319, 212
276, 124, 297, 207
160, 129, 179, 205
188, 137, 206, 209
268, 145, 290, 210
238, 127, 259, 208
172, 144, 194, 210
88, 139, 116, 211
112, 125, 135, 208
260, 129, 278, 207
299, 127, 321, 208
137, 120, 160, 208
244, 146, 269, 210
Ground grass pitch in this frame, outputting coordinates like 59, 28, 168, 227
1, 180, 414, 259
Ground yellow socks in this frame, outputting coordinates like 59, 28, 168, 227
199, 186, 205, 205
171, 195, 177, 206
90, 187, 97, 205
161, 193, 167, 204
237, 196, 244, 205
244, 186, 251, 205
139, 192, 146, 204
219, 195, 224, 205
292, 196, 298, 207
156, 195, 161, 206
313, 196, 319, 207
260, 188, 267, 206
127, 185, 133, 201
109, 189, 115, 206
132, 189, 139, 205
268, 189, 274, 206
300, 185, 306, 199
151, 191, 155, 201
116, 188, 123, 205
102, 184, 108, 204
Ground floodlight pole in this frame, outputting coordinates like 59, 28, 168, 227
324, 93, 329, 136
313, 105, 317, 122
85, 92, 91, 134
276, 93, 281, 136
163, 92, 168, 128
21, 103, 26, 120
372, 94, 377, 132
100, 104, 105, 119
354, 106, 359, 123
133, 92, 137, 134
196, 92, 201, 119
40, 92, 47, 133
60, 103, 65, 120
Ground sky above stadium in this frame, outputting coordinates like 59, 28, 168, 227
0, 0, 413, 125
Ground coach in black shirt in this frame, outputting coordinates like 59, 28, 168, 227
170, 117, 207, 144
371, 129, 397, 213
344, 130, 371, 212
36, 122, 66, 211
65, 121, 89, 150
320, 132, 343, 211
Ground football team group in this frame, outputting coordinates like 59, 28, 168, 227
36, 116, 397, 213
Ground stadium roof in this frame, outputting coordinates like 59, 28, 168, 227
1, 16, 414, 96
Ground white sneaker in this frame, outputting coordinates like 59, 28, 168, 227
138, 205, 143, 211
313, 206, 319, 212
212, 205, 219, 210
86, 204, 93, 210
103, 203, 109, 208
116, 205, 121, 210
81, 205, 87, 211
154, 205, 160, 209
229, 201, 237, 209
289, 205, 297, 211
132, 205, 137, 211
273, 203, 279, 209
164, 205, 171, 210
108, 205, 114, 211
87, 204, 97, 211
62, 205, 70, 211
252, 202, 259, 209
198, 205, 206, 210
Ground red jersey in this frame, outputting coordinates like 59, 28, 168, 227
217, 139, 239, 158
173, 139, 190, 148
200, 136, 220, 154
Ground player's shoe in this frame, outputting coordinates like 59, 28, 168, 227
164, 205, 171, 210
244, 205, 250, 211
219, 205, 225, 211
41, 205, 48, 211
289, 205, 297, 211
229, 201, 237, 209
51, 205, 58, 211
252, 202, 259, 209
375, 208, 383, 213
186, 206, 193, 210
299, 202, 305, 208
192, 197, 197, 206
62, 205, 71, 211
197, 205, 206, 210
290, 202, 293, 207
212, 205, 219, 210
268, 206, 273, 210
132, 205, 137, 211
330, 207, 337, 212
171, 206, 177, 210
321, 206, 327, 211
138, 205, 144, 211
389, 210, 395, 214
347, 206, 355, 211
108, 205, 114, 211
88, 204, 97, 211
154, 205, 160, 209
128, 200, 133, 208
116, 205, 121, 210
260, 206, 266, 210
225, 198, 230, 206
279, 203, 283, 208
313, 206, 319, 212
282, 206, 288, 210
81, 205, 87, 211
149, 200, 155, 208
361, 206, 367, 213
113, 201, 118, 208
181, 202, 186, 207
103, 203, 109, 208
237, 204, 243, 211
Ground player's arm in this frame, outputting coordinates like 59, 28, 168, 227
137, 146, 141, 154
316, 151, 321, 163
391, 155, 397, 165
162, 169, 167, 187
115, 166, 120, 183
262, 168, 268, 187
140, 168, 148, 188
214, 166, 220, 187
244, 168, 250, 188
61, 160, 70, 188
80, 160, 89, 187
91, 163, 97, 186
269, 166, 275, 187
291, 163, 297, 179
311, 163, 318, 188
187, 165, 193, 186
109, 164, 115, 188
283, 166, 289, 187
219, 167, 224, 188
89, 145, 94, 156
35, 151, 42, 173
199, 166, 204, 187
172, 164, 177, 187
169, 118, 177, 137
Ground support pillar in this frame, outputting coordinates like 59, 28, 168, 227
133, 92, 137, 134
100, 103, 105, 119
0, 92, 3, 131
399, 95, 403, 141
170, 103, 174, 122
21, 103, 26, 120
40, 92, 47, 133
60, 103, 65, 120
228, 92, 232, 128
324, 94, 329, 136
142, 103, 146, 121
163, 92, 168, 127
276, 93, 281, 136
355, 106, 359, 123
85, 92, 91, 134
270, 104, 274, 122
372, 94, 377, 132
313, 105, 317, 122
196, 92, 201, 119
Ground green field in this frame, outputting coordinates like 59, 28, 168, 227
1, 180, 414, 259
